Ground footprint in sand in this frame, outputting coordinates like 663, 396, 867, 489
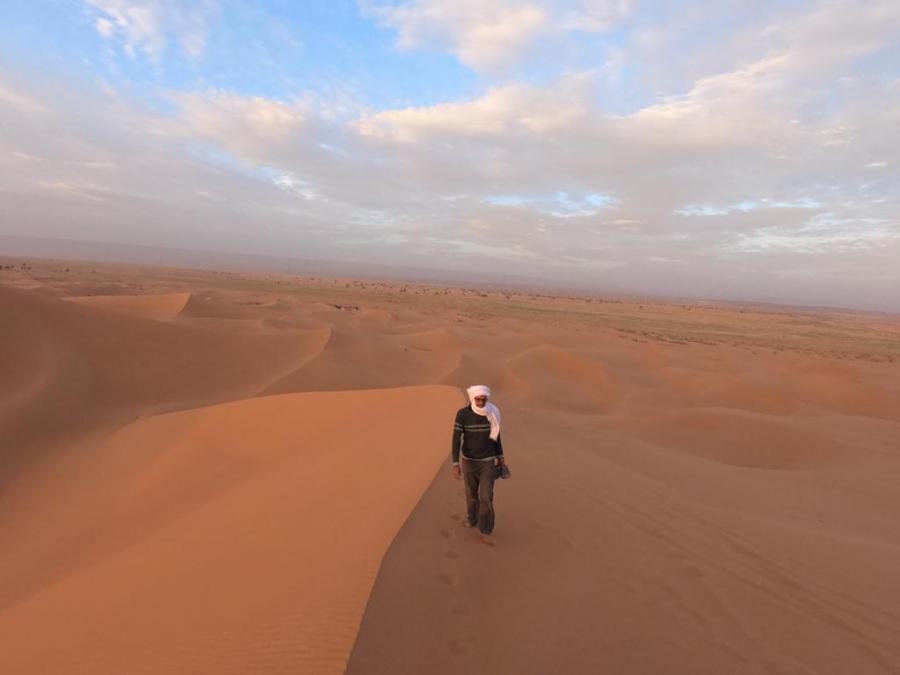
437, 572, 456, 586
441, 543, 475, 657
440, 528, 455, 539
449, 513, 462, 522
448, 637, 475, 658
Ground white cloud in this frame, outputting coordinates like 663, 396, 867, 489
362, 0, 547, 70
485, 191, 614, 218
35, 180, 107, 202
3, 0, 900, 310
731, 215, 900, 254
0, 84, 48, 114
361, 0, 633, 71
173, 91, 312, 158
560, 0, 634, 32
356, 73, 593, 141
86, 0, 216, 59
94, 17, 115, 37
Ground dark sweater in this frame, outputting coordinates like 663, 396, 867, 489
451, 406, 504, 465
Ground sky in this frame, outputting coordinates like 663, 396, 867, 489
1, 1, 899, 310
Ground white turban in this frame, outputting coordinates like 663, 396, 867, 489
466, 384, 501, 441
466, 384, 491, 401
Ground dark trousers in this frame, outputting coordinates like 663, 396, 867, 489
462, 458, 496, 534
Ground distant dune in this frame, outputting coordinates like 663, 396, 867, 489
66, 291, 191, 321
0, 285, 330, 475
2, 259, 900, 674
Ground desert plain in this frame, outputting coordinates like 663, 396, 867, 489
1, 256, 899, 674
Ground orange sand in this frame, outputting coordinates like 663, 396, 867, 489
2, 258, 900, 674
66, 291, 190, 321
0, 386, 459, 673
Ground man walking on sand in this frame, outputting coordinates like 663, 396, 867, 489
452, 385, 505, 541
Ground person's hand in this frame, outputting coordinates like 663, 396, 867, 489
452, 465, 461, 480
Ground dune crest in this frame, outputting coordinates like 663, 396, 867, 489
0, 286, 331, 474
66, 292, 191, 321
262, 326, 463, 394
0, 385, 463, 674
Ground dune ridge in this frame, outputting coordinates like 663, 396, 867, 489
66, 291, 191, 321
0, 285, 331, 481
0, 386, 461, 674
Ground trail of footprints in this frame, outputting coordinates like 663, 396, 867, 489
441, 488, 479, 660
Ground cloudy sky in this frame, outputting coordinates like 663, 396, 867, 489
2, 1, 898, 309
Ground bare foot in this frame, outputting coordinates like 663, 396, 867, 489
479, 533, 496, 546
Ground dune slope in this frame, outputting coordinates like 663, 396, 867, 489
348, 405, 900, 675
0, 385, 462, 674
0, 285, 329, 481
65, 291, 191, 321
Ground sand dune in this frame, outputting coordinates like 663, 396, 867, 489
0, 385, 461, 674
349, 403, 900, 674
263, 327, 462, 395
506, 345, 620, 413
180, 291, 276, 320
622, 407, 850, 468
0, 285, 329, 480
66, 291, 190, 321
440, 352, 528, 398
3, 262, 900, 675
780, 359, 900, 421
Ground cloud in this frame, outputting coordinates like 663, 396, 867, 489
86, 0, 216, 59
361, 0, 546, 70
36, 180, 108, 203
730, 214, 900, 254
172, 91, 313, 160
560, 0, 634, 32
94, 17, 115, 37
2, 1, 900, 310
357, 75, 592, 140
485, 191, 614, 218
361, 0, 633, 71
0, 84, 48, 114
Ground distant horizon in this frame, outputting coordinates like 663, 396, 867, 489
3, 233, 898, 317
2, 1, 898, 313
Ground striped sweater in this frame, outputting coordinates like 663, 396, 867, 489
451, 406, 504, 465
